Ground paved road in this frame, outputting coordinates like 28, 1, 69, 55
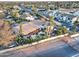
31, 44, 78, 57
1, 37, 79, 57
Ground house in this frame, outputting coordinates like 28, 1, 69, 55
13, 5, 21, 10
36, 8, 49, 18
48, 10, 59, 17
13, 22, 40, 37
49, 10, 77, 23
72, 16, 79, 23
25, 16, 34, 21
20, 12, 34, 21
37, 7, 46, 11
19, 4, 32, 14
13, 20, 47, 37
31, 20, 47, 30
49, 10, 79, 30
72, 11, 79, 16
58, 8, 76, 14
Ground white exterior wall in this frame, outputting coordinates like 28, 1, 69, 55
72, 17, 78, 23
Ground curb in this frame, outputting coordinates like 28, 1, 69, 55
0, 33, 78, 54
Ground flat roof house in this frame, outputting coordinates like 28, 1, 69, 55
14, 22, 40, 36
20, 12, 35, 21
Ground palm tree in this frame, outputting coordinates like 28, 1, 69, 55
19, 24, 22, 35
46, 16, 56, 37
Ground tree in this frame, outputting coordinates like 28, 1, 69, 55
35, 35, 41, 41
26, 38, 33, 44
46, 16, 55, 37
62, 27, 68, 34
16, 35, 22, 44
11, 10, 20, 18
71, 25, 76, 33
49, 16, 56, 26
0, 12, 5, 19
32, 4, 36, 12
55, 26, 68, 35
74, 20, 79, 26
56, 28, 62, 35
16, 35, 27, 45
19, 24, 22, 35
